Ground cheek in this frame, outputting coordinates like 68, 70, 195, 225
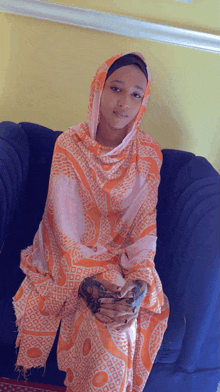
131, 101, 142, 118
100, 92, 114, 115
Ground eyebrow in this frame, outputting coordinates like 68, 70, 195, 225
110, 79, 144, 92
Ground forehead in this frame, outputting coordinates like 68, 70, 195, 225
107, 64, 147, 88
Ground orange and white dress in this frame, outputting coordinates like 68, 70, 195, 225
13, 52, 170, 392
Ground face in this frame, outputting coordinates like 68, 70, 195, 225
99, 64, 147, 133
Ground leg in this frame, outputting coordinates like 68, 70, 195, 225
59, 296, 134, 392
132, 294, 170, 391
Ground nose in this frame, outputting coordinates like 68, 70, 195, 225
118, 95, 130, 108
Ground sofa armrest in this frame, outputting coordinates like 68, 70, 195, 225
0, 122, 29, 249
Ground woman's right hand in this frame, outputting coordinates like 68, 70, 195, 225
78, 277, 136, 327
98, 280, 148, 331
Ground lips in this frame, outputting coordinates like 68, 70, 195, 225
113, 111, 128, 118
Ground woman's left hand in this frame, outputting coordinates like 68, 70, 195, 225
98, 280, 148, 331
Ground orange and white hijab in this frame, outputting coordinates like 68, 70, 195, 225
13, 52, 168, 371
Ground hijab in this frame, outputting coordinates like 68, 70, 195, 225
105, 53, 148, 84
74, 51, 151, 158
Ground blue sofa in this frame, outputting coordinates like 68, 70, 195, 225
0, 121, 219, 391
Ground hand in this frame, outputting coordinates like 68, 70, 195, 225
78, 276, 122, 315
79, 278, 148, 332
98, 280, 148, 331
78, 277, 134, 325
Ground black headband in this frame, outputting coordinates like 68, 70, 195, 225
106, 54, 148, 84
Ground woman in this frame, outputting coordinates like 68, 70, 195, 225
13, 52, 170, 391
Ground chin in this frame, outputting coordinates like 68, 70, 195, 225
110, 118, 130, 130
110, 123, 128, 132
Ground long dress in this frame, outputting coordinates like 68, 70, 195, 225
13, 51, 170, 392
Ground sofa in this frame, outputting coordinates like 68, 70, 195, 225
0, 121, 219, 391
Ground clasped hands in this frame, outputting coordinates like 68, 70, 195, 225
78, 277, 148, 332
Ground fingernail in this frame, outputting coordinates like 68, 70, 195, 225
126, 299, 133, 304
126, 299, 134, 304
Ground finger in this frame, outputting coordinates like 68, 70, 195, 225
99, 296, 134, 305
100, 302, 135, 312
118, 281, 136, 298
100, 298, 136, 310
99, 297, 134, 306
96, 279, 121, 293
94, 312, 114, 324
126, 290, 134, 297
106, 306, 139, 328
107, 315, 136, 330
117, 317, 136, 332
91, 286, 99, 299
99, 307, 133, 319
99, 298, 117, 304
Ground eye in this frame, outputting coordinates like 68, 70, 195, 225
133, 93, 142, 99
111, 86, 120, 92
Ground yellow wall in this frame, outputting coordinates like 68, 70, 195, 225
43, 0, 220, 34
1, 10, 219, 172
